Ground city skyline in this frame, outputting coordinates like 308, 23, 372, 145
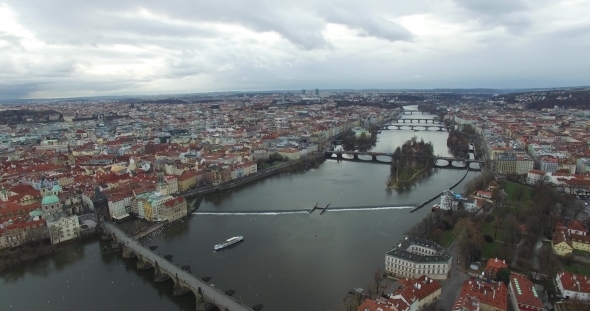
1, 0, 589, 99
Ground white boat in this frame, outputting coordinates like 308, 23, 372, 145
214, 236, 244, 251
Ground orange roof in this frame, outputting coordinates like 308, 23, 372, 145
557, 271, 590, 294
486, 258, 508, 271
568, 220, 587, 233
510, 273, 542, 309
455, 279, 508, 311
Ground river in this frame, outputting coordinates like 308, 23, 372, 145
0, 106, 480, 311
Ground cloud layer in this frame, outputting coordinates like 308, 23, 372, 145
0, 0, 589, 99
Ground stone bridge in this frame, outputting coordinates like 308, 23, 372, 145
401, 111, 429, 115
324, 151, 484, 169
389, 118, 438, 123
103, 223, 258, 311
380, 124, 445, 131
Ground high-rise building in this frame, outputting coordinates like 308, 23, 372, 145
315, 89, 319, 96
282, 94, 286, 103
301, 89, 305, 95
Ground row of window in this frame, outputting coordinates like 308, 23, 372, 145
388, 257, 445, 269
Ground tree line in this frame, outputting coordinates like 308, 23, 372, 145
389, 136, 436, 190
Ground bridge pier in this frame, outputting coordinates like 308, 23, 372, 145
101, 232, 113, 241
122, 246, 136, 259
137, 255, 153, 270
336, 153, 343, 159
111, 238, 121, 249
154, 262, 171, 282
173, 274, 192, 296
353, 154, 359, 160
372, 155, 377, 161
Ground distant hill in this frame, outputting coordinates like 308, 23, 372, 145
490, 88, 590, 110
0, 109, 63, 124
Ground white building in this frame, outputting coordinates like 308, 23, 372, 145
46, 213, 81, 244
540, 157, 559, 173
164, 176, 178, 194
526, 170, 547, 186
555, 271, 590, 301
440, 190, 477, 211
576, 158, 590, 174
385, 236, 452, 280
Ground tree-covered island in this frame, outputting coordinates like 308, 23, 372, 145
388, 136, 436, 190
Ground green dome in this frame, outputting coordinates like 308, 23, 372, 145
51, 185, 62, 192
42, 194, 60, 205
29, 209, 43, 217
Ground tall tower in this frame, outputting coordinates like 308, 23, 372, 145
282, 94, 286, 104
301, 89, 305, 95
315, 89, 319, 96
93, 186, 109, 230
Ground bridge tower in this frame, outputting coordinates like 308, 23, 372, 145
93, 186, 109, 231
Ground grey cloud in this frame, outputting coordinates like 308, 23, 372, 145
325, 9, 413, 42
0, 0, 589, 99
6, 0, 413, 49
452, 0, 529, 15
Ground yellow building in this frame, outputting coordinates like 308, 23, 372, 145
552, 231, 573, 256
178, 171, 197, 191
571, 234, 590, 252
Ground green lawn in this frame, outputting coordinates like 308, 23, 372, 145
573, 249, 590, 257
563, 263, 590, 276
397, 166, 416, 181
481, 241, 502, 259
504, 181, 533, 202
482, 222, 503, 241
440, 230, 455, 247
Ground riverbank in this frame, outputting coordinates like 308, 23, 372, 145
0, 232, 97, 273
387, 166, 431, 190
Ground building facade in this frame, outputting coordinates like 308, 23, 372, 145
385, 236, 452, 280
555, 271, 590, 301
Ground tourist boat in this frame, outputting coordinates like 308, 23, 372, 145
414, 129, 420, 132
214, 236, 244, 251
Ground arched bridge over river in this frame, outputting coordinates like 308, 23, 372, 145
103, 223, 260, 311
324, 151, 484, 169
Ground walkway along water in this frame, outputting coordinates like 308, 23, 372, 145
410, 167, 472, 213
103, 222, 258, 311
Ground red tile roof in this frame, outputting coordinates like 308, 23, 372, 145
510, 273, 543, 309
455, 279, 508, 311
557, 271, 590, 295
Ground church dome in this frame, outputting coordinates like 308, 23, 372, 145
51, 185, 62, 192
42, 194, 60, 205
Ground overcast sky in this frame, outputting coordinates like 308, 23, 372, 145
1, 0, 589, 99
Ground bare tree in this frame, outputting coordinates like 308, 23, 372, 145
374, 268, 382, 294
515, 186, 525, 202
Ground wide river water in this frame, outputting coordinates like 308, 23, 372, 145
0, 107, 480, 311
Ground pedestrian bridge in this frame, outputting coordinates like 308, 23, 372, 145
103, 222, 259, 311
